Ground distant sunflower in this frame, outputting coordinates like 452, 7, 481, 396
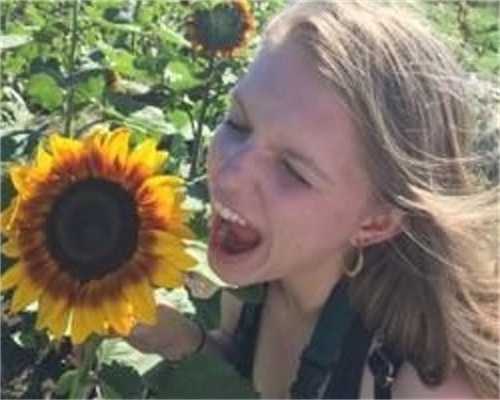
0, 127, 197, 344
186, 0, 256, 58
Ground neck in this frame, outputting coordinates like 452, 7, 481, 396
272, 254, 349, 319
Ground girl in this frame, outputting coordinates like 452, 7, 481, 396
128, 1, 499, 398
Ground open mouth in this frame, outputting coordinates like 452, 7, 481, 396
210, 202, 262, 258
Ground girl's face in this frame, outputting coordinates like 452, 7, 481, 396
207, 39, 382, 287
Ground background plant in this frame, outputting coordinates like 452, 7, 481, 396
0, 1, 497, 398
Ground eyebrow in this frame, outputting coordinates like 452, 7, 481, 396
231, 88, 335, 187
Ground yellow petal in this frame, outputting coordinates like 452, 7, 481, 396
138, 188, 175, 220
71, 291, 93, 345
10, 272, 44, 313
150, 230, 184, 255
142, 175, 184, 189
122, 275, 157, 325
10, 166, 31, 195
35, 145, 53, 176
102, 289, 134, 336
36, 289, 70, 338
49, 134, 83, 163
0, 198, 18, 236
85, 282, 108, 336
106, 128, 130, 166
2, 237, 20, 258
166, 245, 198, 271
0, 262, 23, 291
168, 208, 196, 239
149, 263, 185, 288
129, 139, 168, 173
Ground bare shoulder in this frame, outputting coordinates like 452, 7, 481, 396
219, 289, 244, 335
392, 362, 478, 399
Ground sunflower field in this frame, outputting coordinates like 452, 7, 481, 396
0, 1, 498, 399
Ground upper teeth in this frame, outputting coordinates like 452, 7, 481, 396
213, 201, 248, 226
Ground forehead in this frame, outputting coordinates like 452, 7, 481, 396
235, 40, 366, 183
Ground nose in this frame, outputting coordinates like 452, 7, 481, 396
211, 139, 262, 195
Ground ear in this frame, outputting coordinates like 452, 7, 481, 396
350, 207, 405, 248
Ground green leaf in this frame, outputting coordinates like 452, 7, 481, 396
129, 106, 170, 134
55, 369, 79, 396
26, 73, 64, 111
165, 61, 202, 92
160, 27, 191, 47
168, 109, 191, 130
97, 338, 162, 375
144, 354, 259, 398
98, 361, 145, 399
75, 74, 106, 103
154, 287, 196, 315
99, 382, 122, 399
0, 34, 32, 51
102, 47, 137, 77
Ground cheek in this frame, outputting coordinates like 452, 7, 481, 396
275, 195, 361, 251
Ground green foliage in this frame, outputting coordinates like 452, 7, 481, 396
26, 73, 65, 111
144, 354, 258, 398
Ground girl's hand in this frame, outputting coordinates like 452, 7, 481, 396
125, 304, 204, 362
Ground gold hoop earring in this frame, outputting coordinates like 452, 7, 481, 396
344, 247, 364, 278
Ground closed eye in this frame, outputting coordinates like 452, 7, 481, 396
282, 158, 309, 186
223, 117, 251, 135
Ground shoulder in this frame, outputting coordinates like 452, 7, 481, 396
392, 362, 478, 399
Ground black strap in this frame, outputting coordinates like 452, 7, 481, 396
290, 279, 356, 398
233, 302, 263, 379
324, 314, 372, 398
368, 339, 404, 399
232, 281, 405, 399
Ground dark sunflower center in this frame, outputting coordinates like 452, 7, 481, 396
195, 4, 245, 50
46, 178, 139, 282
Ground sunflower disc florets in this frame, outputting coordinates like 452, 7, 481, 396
186, 0, 256, 58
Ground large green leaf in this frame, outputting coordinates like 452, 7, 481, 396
144, 354, 259, 398
75, 74, 106, 104
97, 338, 162, 376
98, 361, 145, 399
26, 73, 64, 111
55, 370, 80, 397
165, 61, 203, 92
154, 287, 196, 315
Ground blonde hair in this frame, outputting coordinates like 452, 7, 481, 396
262, 1, 499, 397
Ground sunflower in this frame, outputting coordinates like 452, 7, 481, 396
185, 0, 256, 58
0, 126, 197, 344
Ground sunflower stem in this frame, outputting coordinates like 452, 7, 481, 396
189, 57, 216, 180
69, 335, 101, 399
64, 0, 80, 138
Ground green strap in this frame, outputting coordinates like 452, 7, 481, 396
290, 279, 356, 398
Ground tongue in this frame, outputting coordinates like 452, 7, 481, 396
221, 220, 261, 254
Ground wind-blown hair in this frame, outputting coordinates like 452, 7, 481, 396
262, 1, 499, 397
